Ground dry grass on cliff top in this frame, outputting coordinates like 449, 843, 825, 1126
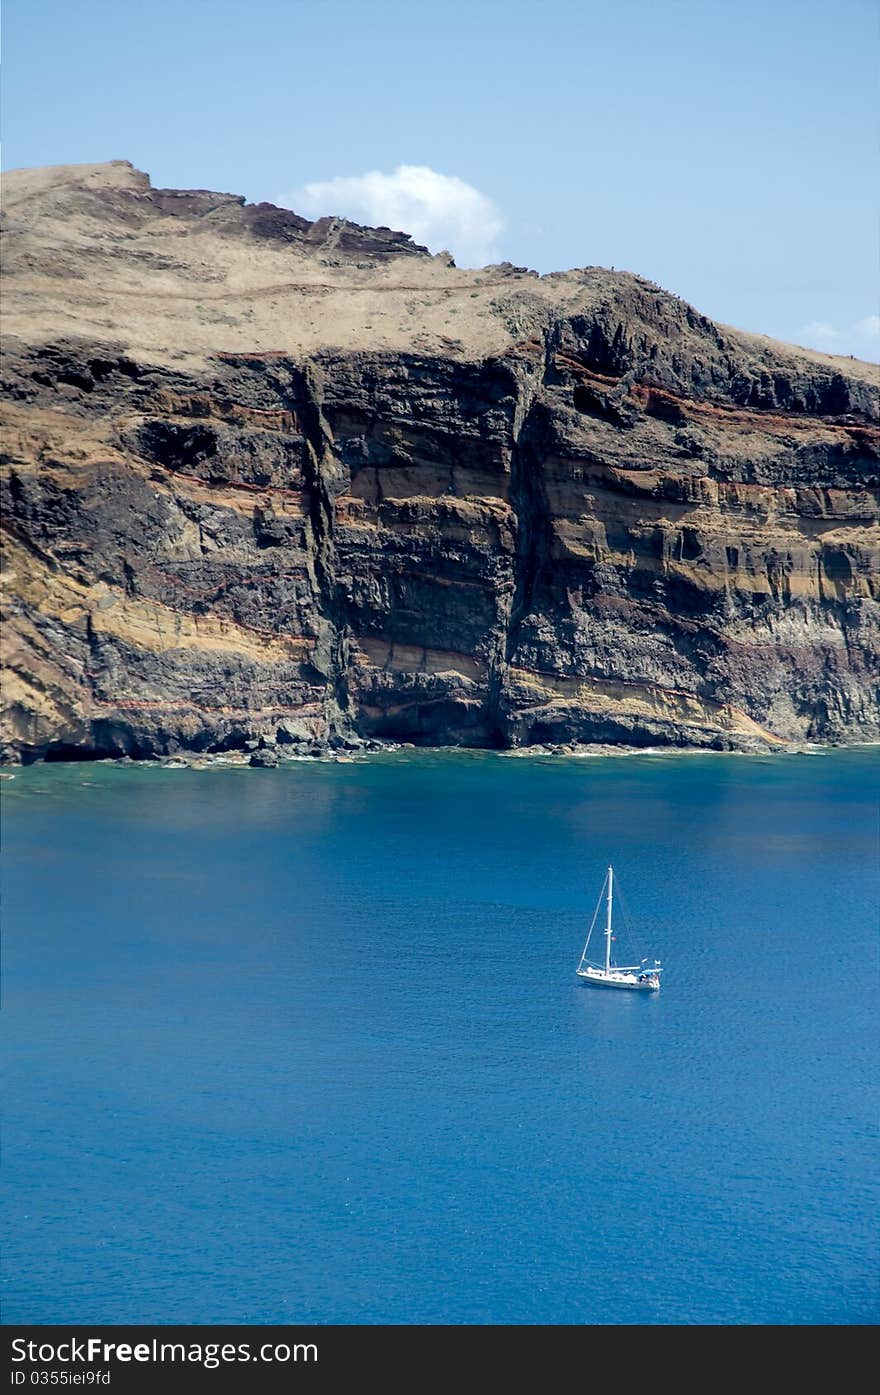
2, 159, 878, 390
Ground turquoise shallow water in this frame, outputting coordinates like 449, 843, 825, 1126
2, 748, 878, 1325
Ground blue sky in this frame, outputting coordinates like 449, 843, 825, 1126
3, 0, 878, 359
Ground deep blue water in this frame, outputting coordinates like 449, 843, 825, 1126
2, 748, 878, 1325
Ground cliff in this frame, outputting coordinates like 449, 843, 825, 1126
2, 160, 878, 762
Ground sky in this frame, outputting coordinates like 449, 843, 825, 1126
3, 0, 878, 360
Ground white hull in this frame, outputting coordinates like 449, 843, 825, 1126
575, 867, 662, 993
577, 967, 660, 992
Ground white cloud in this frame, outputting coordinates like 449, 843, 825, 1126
802, 320, 841, 343
800, 314, 880, 361
278, 165, 505, 268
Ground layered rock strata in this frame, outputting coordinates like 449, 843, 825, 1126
2, 162, 878, 761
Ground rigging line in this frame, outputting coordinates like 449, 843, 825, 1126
616, 878, 633, 937
577, 869, 608, 968
615, 877, 650, 963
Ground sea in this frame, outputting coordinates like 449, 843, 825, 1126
2, 747, 878, 1326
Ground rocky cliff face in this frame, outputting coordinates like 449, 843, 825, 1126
2, 161, 878, 761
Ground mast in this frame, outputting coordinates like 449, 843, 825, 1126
604, 865, 613, 973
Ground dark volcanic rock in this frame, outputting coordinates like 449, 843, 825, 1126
249, 748, 279, 768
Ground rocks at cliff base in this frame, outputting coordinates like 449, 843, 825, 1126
248, 748, 279, 768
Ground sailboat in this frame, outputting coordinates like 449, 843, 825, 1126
576, 865, 662, 991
